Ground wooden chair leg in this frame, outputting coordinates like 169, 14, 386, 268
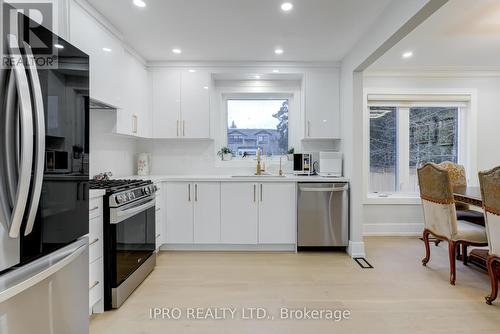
486, 257, 499, 305
422, 229, 431, 266
448, 240, 457, 285
462, 243, 468, 265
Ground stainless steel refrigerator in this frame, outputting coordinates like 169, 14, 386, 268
0, 2, 90, 333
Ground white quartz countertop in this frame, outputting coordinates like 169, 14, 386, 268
121, 174, 349, 183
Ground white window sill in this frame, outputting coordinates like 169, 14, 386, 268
364, 193, 421, 205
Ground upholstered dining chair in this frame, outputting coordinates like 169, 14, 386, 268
418, 163, 488, 285
439, 162, 486, 263
478, 166, 500, 305
439, 162, 485, 225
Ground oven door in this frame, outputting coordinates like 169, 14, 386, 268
110, 198, 155, 287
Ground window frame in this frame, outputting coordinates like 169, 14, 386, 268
363, 88, 478, 205
220, 93, 294, 162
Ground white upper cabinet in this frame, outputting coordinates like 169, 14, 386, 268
152, 69, 211, 139
117, 51, 151, 137
180, 70, 211, 138
304, 69, 340, 139
152, 70, 181, 138
258, 183, 296, 244
69, 1, 124, 108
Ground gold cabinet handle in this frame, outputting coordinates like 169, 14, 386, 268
89, 281, 99, 290
132, 115, 138, 134
260, 184, 263, 202
188, 184, 191, 202
253, 184, 256, 202
183, 120, 186, 136
195, 184, 198, 202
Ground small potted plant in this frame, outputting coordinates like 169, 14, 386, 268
287, 147, 294, 161
217, 147, 234, 161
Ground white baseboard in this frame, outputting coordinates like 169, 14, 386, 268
363, 223, 424, 236
347, 241, 365, 258
160, 244, 297, 252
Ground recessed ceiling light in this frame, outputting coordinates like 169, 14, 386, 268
255, 75, 261, 79
203, 86, 209, 90
281, 2, 293, 11
188, 69, 196, 73
102, 47, 112, 52
402, 51, 413, 59
133, 0, 146, 8
172, 48, 182, 54
274, 48, 284, 55
273, 69, 280, 73
54, 43, 64, 49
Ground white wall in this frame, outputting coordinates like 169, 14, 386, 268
339, 0, 442, 257
90, 110, 137, 177
362, 73, 500, 235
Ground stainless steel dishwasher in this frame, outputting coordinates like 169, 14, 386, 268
297, 183, 349, 249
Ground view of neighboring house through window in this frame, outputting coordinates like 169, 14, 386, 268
369, 101, 461, 195
227, 99, 288, 157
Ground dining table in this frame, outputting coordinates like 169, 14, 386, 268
453, 186, 489, 269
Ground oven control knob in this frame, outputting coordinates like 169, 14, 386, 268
116, 194, 124, 204
144, 187, 150, 195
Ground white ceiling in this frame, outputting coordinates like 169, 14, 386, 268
370, 0, 500, 70
86, 0, 392, 62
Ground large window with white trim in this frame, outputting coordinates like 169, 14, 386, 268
368, 94, 468, 196
226, 99, 289, 157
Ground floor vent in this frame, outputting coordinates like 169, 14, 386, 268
354, 257, 374, 269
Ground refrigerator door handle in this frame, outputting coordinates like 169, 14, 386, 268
23, 42, 46, 236
7, 35, 34, 238
0, 238, 88, 304
0, 71, 18, 232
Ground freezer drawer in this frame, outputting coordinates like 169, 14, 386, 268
0, 238, 89, 334
297, 183, 349, 247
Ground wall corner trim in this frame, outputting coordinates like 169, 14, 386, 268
347, 241, 366, 258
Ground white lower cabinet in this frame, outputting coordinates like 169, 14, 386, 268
193, 183, 221, 243
155, 182, 165, 249
165, 181, 296, 247
258, 183, 296, 244
166, 182, 194, 243
220, 183, 258, 244
88, 194, 104, 315
221, 182, 296, 245
166, 182, 221, 244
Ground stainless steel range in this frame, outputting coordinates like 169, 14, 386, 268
89, 179, 157, 310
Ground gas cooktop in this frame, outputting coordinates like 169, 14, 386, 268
89, 179, 152, 193
89, 179, 157, 207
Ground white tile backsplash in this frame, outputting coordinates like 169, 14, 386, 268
90, 110, 137, 177
90, 110, 341, 177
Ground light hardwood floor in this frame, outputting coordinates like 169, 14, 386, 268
90, 237, 500, 334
